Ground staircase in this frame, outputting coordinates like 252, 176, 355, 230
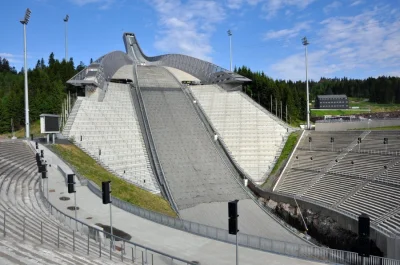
299, 130, 371, 197
62, 98, 82, 138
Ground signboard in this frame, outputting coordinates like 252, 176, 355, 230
40, 114, 60, 133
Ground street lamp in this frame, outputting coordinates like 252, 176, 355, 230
302, 36, 310, 130
20, 8, 31, 139
64, 15, 69, 61
227, 30, 233, 72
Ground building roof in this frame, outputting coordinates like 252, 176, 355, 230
317, 94, 348, 99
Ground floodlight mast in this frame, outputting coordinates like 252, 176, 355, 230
64, 15, 69, 61
302, 36, 310, 130
20, 8, 31, 139
228, 30, 233, 72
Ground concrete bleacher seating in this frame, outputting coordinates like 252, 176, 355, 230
274, 130, 400, 236
0, 140, 126, 264
190, 84, 290, 184
65, 81, 159, 193
137, 66, 247, 210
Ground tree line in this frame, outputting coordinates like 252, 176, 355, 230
0, 54, 86, 133
236, 66, 400, 124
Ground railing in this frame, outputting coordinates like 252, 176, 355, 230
133, 64, 179, 215
34, 176, 195, 264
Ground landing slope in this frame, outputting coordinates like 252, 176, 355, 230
136, 65, 306, 244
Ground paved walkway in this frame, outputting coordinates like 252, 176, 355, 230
35, 142, 324, 265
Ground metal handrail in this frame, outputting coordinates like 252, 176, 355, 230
34, 164, 194, 264
132, 64, 179, 215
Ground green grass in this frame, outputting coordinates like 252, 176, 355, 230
311, 109, 370, 117
350, 125, 400, 131
263, 131, 300, 189
52, 144, 177, 217
311, 98, 400, 118
0, 120, 42, 139
348, 97, 400, 112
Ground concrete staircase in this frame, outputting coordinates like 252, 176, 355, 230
0, 139, 132, 264
62, 98, 82, 138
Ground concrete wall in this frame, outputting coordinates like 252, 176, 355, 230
248, 182, 400, 259
316, 119, 400, 131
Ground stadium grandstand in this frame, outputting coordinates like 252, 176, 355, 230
3, 29, 400, 264
273, 130, 400, 258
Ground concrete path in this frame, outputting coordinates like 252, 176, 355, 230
35, 142, 324, 265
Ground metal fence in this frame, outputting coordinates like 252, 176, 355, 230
21, 178, 196, 264
86, 181, 400, 265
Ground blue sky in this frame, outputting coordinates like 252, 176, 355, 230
1, 0, 399, 81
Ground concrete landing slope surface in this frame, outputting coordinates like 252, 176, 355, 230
34, 142, 321, 265
136, 65, 306, 244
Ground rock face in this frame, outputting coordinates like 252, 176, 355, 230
271, 200, 383, 256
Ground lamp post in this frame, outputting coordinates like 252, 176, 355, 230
64, 15, 69, 61
302, 37, 310, 130
20, 8, 31, 139
227, 30, 233, 71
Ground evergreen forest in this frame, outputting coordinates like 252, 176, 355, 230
1, 54, 399, 134
0, 54, 86, 133
236, 66, 400, 124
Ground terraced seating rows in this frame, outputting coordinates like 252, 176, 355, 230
0, 140, 129, 264
190, 84, 290, 184
66, 81, 159, 193
274, 131, 400, 236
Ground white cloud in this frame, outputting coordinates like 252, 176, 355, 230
264, 21, 311, 40
69, 0, 115, 9
268, 6, 400, 80
350, 0, 363, 7
323, 1, 341, 14
150, 0, 225, 61
0, 53, 23, 64
262, 0, 316, 19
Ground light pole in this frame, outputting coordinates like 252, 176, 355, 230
302, 36, 310, 130
64, 15, 69, 61
20, 8, 31, 139
227, 30, 233, 71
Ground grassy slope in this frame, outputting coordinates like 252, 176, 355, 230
52, 144, 177, 217
350, 125, 400, 131
0, 120, 42, 139
263, 131, 300, 190
311, 98, 400, 117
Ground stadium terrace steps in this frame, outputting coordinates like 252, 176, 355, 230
137, 66, 248, 210
0, 140, 130, 264
62, 98, 82, 138
190, 84, 290, 184
274, 131, 400, 236
65, 82, 159, 193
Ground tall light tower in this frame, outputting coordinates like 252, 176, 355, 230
20, 8, 31, 139
64, 15, 69, 61
227, 29, 233, 71
302, 36, 310, 130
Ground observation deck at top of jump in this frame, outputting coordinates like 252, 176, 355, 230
66, 32, 251, 92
